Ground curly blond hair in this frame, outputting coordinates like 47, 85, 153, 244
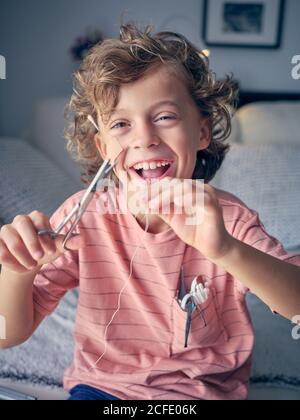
65, 22, 238, 186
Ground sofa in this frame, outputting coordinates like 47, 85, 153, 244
0, 96, 300, 400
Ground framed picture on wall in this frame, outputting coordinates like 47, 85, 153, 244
202, 0, 285, 48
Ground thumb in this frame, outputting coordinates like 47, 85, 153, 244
55, 233, 87, 253
34, 233, 87, 268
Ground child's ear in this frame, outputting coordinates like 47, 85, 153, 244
94, 133, 107, 160
197, 117, 211, 151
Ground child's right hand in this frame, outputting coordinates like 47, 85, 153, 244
0, 211, 84, 275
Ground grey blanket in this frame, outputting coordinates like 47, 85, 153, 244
0, 290, 77, 388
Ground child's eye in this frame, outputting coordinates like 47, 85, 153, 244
111, 122, 127, 130
111, 115, 176, 130
157, 115, 176, 122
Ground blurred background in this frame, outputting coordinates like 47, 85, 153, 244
0, 0, 299, 138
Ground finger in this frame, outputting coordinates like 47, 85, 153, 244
147, 183, 183, 212
148, 179, 204, 212
149, 190, 203, 222
204, 183, 217, 196
203, 184, 219, 209
146, 178, 183, 201
29, 211, 56, 255
53, 233, 87, 254
1, 225, 38, 270
0, 238, 31, 274
135, 178, 185, 215
13, 214, 46, 261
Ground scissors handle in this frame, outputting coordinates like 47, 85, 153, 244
184, 302, 194, 348
37, 229, 58, 240
37, 158, 116, 247
37, 201, 80, 239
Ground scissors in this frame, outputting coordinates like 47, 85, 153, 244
38, 157, 120, 250
177, 266, 209, 348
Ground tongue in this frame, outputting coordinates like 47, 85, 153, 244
141, 166, 168, 179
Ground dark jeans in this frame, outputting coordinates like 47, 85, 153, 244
68, 384, 120, 400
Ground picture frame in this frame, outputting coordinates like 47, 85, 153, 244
202, 0, 285, 48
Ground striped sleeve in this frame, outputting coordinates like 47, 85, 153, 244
32, 195, 80, 317
235, 208, 300, 294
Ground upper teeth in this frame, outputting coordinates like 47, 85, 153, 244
132, 161, 171, 170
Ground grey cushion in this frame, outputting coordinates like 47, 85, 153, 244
211, 143, 300, 251
0, 290, 77, 389
247, 293, 300, 393
234, 101, 300, 145
0, 137, 81, 225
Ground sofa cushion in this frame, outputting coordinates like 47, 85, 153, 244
0, 288, 77, 390
28, 97, 82, 184
0, 137, 81, 225
211, 143, 300, 251
235, 101, 300, 144
247, 293, 300, 397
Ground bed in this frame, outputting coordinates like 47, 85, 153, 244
0, 91, 300, 400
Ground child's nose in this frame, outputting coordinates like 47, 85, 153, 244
130, 120, 160, 149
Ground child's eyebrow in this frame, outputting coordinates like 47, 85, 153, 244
110, 100, 181, 118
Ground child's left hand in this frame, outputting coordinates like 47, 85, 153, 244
143, 178, 234, 261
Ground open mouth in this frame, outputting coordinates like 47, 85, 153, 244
129, 160, 175, 182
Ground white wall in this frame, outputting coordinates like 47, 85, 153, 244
0, 0, 299, 138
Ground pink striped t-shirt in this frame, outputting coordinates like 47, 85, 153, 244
33, 186, 300, 400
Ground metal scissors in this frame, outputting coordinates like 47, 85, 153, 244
38, 158, 120, 250
177, 266, 208, 348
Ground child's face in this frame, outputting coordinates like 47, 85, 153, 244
95, 64, 210, 185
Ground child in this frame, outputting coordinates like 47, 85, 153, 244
0, 23, 300, 401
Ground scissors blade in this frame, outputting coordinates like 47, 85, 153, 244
178, 266, 187, 301
196, 305, 207, 327
54, 159, 114, 236
77, 154, 121, 209
80, 160, 112, 202
184, 302, 194, 348
77, 156, 121, 215
53, 203, 80, 235
37, 203, 80, 239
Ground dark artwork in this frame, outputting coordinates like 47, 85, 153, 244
223, 3, 265, 33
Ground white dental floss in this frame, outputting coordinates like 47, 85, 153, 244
89, 212, 150, 371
